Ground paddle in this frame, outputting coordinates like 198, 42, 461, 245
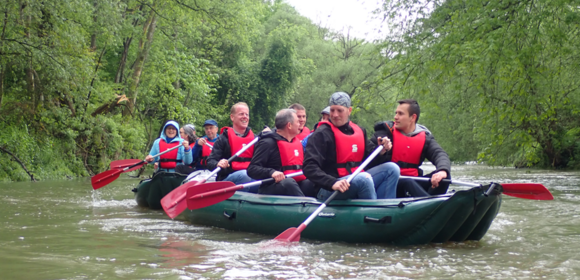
110, 159, 143, 170
91, 145, 181, 190
161, 137, 260, 219
275, 145, 385, 242
186, 171, 304, 210
399, 176, 554, 200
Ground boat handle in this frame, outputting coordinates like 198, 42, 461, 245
364, 216, 391, 224
223, 211, 236, 220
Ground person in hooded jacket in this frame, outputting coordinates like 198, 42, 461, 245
371, 99, 451, 197
247, 109, 317, 197
146, 120, 193, 172
206, 102, 258, 192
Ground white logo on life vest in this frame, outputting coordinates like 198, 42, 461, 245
407, 146, 410, 148
294, 149, 299, 157
242, 143, 246, 147
352, 144, 358, 152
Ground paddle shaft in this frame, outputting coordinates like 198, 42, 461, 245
184, 137, 259, 183
280, 145, 384, 242
171, 136, 260, 209
127, 144, 182, 171
188, 171, 303, 200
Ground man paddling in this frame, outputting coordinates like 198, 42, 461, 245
206, 102, 258, 192
191, 119, 219, 171
288, 103, 310, 141
372, 99, 451, 197
248, 109, 317, 197
303, 92, 400, 200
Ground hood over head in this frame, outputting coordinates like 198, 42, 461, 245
160, 120, 182, 142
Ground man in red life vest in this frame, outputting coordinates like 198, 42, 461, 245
145, 120, 193, 172
189, 119, 219, 171
372, 99, 451, 197
206, 102, 258, 192
303, 92, 400, 200
288, 103, 310, 141
248, 109, 317, 197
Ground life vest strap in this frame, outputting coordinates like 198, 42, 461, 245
231, 157, 252, 162
396, 161, 419, 169
281, 164, 302, 171
159, 159, 180, 163
336, 161, 362, 174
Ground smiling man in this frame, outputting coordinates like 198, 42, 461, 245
303, 92, 400, 200
372, 99, 451, 197
206, 102, 258, 192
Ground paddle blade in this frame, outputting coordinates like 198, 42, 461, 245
110, 159, 143, 171
501, 183, 554, 200
161, 179, 206, 219
91, 169, 122, 190
274, 227, 301, 242
186, 181, 238, 210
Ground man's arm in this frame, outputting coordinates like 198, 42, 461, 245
206, 134, 229, 171
303, 127, 338, 191
247, 138, 278, 180
423, 134, 451, 175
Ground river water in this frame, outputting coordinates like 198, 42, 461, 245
1, 164, 579, 279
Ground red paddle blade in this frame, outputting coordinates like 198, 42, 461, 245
186, 181, 238, 210
110, 159, 143, 171
91, 169, 122, 190
274, 227, 301, 242
501, 183, 554, 200
161, 179, 206, 219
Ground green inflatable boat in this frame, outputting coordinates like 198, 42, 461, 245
133, 171, 187, 210
184, 184, 502, 245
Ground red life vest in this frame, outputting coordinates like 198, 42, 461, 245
226, 127, 255, 171
295, 126, 311, 141
319, 121, 365, 177
277, 137, 307, 182
199, 139, 214, 169
391, 127, 426, 176
158, 139, 180, 169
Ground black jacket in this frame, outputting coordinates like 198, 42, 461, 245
247, 132, 293, 185
303, 121, 388, 191
206, 127, 255, 181
371, 121, 451, 177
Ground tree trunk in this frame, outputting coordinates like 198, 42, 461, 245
125, 10, 157, 114
115, 37, 132, 83
0, 66, 4, 110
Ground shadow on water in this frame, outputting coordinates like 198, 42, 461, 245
0, 165, 579, 279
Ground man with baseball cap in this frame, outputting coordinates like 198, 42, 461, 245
188, 119, 220, 171
303, 92, 400, 200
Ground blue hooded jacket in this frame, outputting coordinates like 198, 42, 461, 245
148, 120, 193, 172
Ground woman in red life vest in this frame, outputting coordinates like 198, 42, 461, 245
174, 124, 198, 175
145, 120, 193, 173
248, 109, 317, 197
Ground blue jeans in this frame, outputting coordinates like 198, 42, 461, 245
224, 170, 258, 193
317, 171, 376, 200
366, 162, 400, 199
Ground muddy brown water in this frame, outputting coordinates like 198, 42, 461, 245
1, 164, 579, 279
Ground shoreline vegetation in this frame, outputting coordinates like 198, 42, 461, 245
1, 0, 579, 182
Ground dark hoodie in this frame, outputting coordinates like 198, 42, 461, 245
247, 132, 292, 185
302, 121, 389, 191
371, 121, 451, 177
